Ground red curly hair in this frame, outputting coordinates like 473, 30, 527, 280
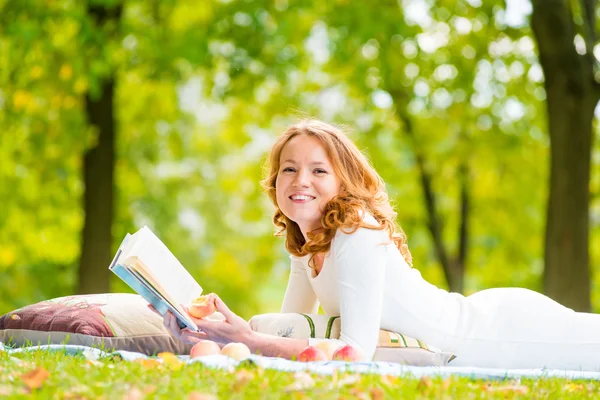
262, 119, 413, 267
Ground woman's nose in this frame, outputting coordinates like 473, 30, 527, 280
292, 169, 310, 188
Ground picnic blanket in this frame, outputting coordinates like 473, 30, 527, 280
3, 341, 600, 381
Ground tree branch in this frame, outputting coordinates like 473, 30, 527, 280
457, 162, 469, 267
580, 0, 598, 67
395, 109, 451, 281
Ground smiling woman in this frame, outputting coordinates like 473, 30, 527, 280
261, 120, 413, 270
156, 119, 600, 371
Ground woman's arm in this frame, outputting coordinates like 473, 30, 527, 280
280, 256, 319, 314
162, 295, 309, 359
247, 332, 309, 358
333, 227, 388, 360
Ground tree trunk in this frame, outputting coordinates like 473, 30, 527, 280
77, 79, 116, 294
531, 1, 599, 311
77, 3, 121, 294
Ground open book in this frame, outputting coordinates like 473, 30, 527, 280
108, 226, 202, 332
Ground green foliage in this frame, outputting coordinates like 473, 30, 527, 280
1, 0, 600, 316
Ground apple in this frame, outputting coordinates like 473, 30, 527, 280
220, 342, 251, 361
315, 341, 342, 360
188, 293, 217, 319
190, 340, 221, 358
332, 344, 364, 362
297, 346, 328, 362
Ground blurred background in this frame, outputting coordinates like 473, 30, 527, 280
2, 0, 600, 318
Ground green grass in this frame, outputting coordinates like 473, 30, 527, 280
1, 348, 600, 399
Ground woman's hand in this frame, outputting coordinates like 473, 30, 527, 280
154, 295, 255, 347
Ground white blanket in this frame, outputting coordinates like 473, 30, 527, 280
3, 342, 600, 380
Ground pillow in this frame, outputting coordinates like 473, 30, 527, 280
0, 293, 193, 355
249, 313, 455, 366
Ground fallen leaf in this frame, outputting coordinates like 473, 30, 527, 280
232, 370, 254, 391
87, 359, 105, 367
143, 385, 157, 395
157, 352, 183, 369
565, 383, 585, 393
188, 393, 218, 400
441, 377, 452, 390
62, 387, 90, 400
0, 384, 13, 396
417, 376, 433, 392
370, 387, 384, 400
486, 384, 529, 394
123, 387, 144, 400
259, 378, 269, 390
340, 374, 361, 386
136, 359, 162, 368
380, 375, 400, 387
349, 387, 369, 400
284, 372, 315, 392
20, 367, 50, 390
330, 373, 361, 389
62, 395, 86, 400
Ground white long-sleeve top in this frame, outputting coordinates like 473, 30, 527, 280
280, 214, 600, 370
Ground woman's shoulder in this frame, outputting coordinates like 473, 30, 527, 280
333, 212, 388, 248
289, 253, 309, 262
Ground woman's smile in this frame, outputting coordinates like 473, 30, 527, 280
289, 193, 316, 203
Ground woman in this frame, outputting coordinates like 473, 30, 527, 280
162, 119, 600, 370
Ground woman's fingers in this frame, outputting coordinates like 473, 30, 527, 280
163, 311, 211, 345
147, 304, 160, 316
213, 295, 235, 321
181, 329, 209, 344
165, 295, 246, 345
164, 311, 183, 339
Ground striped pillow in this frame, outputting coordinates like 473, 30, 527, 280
249, 313, 444, 353
378, 329, 433, 350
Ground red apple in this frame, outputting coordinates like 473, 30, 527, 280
297, 346, 328, 362
188, 293, 217, 319
220, 342, 251, 361
315, 341, 342, 360
190, 340, 221, 358
332, 344, 364, 362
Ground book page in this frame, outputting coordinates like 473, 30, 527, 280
122, 226, 202, 306
123, 264, 199, 331
123, 256, 193, 322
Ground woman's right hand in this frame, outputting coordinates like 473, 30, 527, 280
147, 304, 211, 345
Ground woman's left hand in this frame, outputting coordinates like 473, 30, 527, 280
164, 295, 254, 346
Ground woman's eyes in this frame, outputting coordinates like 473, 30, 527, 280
281, 167, 327, 174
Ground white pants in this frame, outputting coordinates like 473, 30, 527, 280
434, 288, 600, 370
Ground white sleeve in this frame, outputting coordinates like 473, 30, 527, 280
333, 228, 387, 361
280, 256, 320, 314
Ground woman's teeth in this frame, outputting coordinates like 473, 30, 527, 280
291, 195, 314, 201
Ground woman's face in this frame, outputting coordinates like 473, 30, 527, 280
275, 134, 342, 236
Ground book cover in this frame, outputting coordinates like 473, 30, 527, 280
108, 227, 202, 332
111, 263, 198, 331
